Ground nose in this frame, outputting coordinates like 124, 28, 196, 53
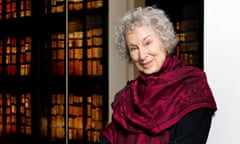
139, 47, 147, 61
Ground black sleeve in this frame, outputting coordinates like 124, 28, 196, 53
100, 136, 110, 144
169, 108, 215, 144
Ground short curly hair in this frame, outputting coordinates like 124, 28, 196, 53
114, 6, 178, 62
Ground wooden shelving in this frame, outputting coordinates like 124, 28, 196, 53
146, 0, 204, 69
0, 0, 108, 143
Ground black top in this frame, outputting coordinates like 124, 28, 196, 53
100, 108, 214, 144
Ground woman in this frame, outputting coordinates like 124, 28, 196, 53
100, 6, 217, 144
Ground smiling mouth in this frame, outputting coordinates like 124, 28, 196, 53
141, 60, 152, 68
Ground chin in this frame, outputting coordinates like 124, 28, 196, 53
143, 68, 160, 75
142, 70, 155, 75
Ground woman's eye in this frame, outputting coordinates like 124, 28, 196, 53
145, 41, 151, 46
129, 47, 138, 52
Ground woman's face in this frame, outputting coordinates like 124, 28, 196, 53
126, 26, 168, 74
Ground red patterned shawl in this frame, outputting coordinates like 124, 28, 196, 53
102, 56, 217, 144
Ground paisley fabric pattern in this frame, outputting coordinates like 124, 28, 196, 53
102, 56, 217, 144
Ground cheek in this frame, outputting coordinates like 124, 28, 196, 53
154, 46, 167, 56
131, 57, 141, 67
129, 53, 138, 61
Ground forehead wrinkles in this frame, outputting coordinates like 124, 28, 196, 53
125, 27, 141, 45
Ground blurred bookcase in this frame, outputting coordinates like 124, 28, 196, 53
146, 0, 204, 69
0, 0, 108, 143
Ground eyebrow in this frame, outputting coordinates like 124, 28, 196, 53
127, 43, 137, 47
142, 35, 152, 43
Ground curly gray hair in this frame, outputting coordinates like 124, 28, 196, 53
114, 6, 178, 62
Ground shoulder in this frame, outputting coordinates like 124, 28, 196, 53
117, 80, 133, 94
169, 108, 215, 143
111, 80, 133, 108
177, 108, 215, 127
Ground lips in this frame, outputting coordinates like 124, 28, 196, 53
142, 60, 152, 68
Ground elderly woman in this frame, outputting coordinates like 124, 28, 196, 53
100, 6, 217, 144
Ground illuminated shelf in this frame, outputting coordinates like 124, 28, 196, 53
0, 0, 108, 143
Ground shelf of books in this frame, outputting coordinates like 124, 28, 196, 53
146, 0, 203, 69
0, 0, 108, 143
175, 19, 200, 67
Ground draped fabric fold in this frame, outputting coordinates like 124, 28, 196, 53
102, 56, 217, 144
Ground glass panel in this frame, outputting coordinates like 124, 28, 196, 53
0, 0, 107, 143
